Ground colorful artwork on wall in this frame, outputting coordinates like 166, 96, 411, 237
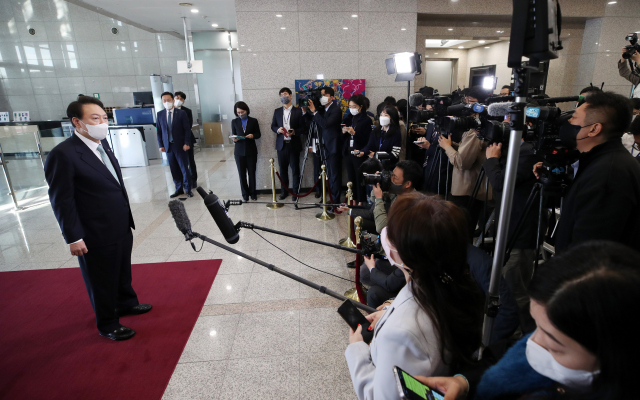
295, 79, 366, 115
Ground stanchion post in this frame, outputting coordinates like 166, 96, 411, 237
345, 216, 364, 302
315, 165, 335, 221
267, 158, 284, 209
338, 182, 356, 248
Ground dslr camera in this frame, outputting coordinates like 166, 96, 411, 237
623, 33, 640, 60
297, 87, 324, 107
359, 157, 392, 191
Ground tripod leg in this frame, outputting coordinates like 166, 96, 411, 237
535, 184, 545, 270
504, 184, 541, 261
295, 131, 313, 206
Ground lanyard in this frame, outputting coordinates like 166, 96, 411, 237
379, 136, 383, 151
283, 107, 291, 126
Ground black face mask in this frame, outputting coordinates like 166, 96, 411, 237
559, 122, 595, 149
389, 182, 404, 194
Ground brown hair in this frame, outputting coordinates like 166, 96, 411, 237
387, 192, 483, 370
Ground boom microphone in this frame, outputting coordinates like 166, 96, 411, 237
487, 102, 515, 117
196, 187, 240, 244
168, 200, 193, 238
409, 93, 425, 107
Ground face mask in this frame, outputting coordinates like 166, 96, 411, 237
389, 182, 404, 194
380, 228, 406, 269
350, 108, 360, 116
163, 101, 173, 110
174, 99, 183, 107
280, 96, 290, 105
80, 121, 109, 141
379, 116, 391, 126
526, 336, 599, 389
239, 113, 248, 119
559, 122, 594, 149
320, 96, 330, 106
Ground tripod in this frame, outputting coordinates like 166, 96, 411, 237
424, 132, 452, 200
296, 119, 328, 210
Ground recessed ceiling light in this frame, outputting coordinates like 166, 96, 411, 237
401, 28, 406, 31
608, 1, 617, 4
485, 46, 490, 49
425, 55, 429, 57
240, 44, 244, 46
253, 53, 256, 56
281, 27, 286, 30
448, 28, 453, 31
276, 14, 282, 17
191, 8, 198, 13
211, 23, 218, 27
434, 52, 438, 54
352, 14, 358, 17
479, 40, 485, 44
343, 27, 348, 30
458, 46, 464, 48
496, 30, 504, 33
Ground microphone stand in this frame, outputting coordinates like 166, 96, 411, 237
187, 230, 377, 314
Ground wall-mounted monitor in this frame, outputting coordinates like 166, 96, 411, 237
133, 91, 154, 106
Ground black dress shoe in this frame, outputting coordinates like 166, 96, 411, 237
347, 260, 356, 268
186, 191, 194, 198
243, 196, 249, 202
315, 192, 321, 198
100, 326, 136, 341
278, 192, 288, 200
117, 304, 153, 317
170, 190, 183, 198
251, 197, 257, 201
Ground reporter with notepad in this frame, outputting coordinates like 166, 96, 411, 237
232, 101, 261, 201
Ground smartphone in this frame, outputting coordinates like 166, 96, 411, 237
337, 300, 373, 344
394, 366, 445, 400
351, 150, 360, 155
414, 141, 423, 144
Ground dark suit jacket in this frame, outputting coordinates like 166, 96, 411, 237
271, 106, 307, 152
232, 116, 261, 157
179, 106, 193, 127
44, 134, 134, 248
156, 108, 192, 149
341, 113, 373, 157
312, 102, 342, 156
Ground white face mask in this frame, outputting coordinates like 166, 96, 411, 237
80, 121, 109, 141
525, 335, 599, 390
349, 108, 360, 116
163, 101, 173, 110
320, 96, 330, 106
174, 99, 183, 108
379, 116, 391, 126
380, 228, 406, 269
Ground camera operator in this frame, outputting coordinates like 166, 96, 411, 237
439, 86, 493, 237
307, 87, 343, 204
342, 95, 373, 204
406, 93, 428, 164
534, 91, 640, 253
618, 45, 640, 98
417, 122, 454, 196
483, 139, 542, 313
621, 98, 640, 156
499, 85, 510, 97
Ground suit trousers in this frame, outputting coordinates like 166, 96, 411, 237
235, 154, 257, 199
277, 143, 301, 195
344, 154, 366, 202
187, 146, 198, 184
359, 259, 400, 308
167, 144, 191, 193
325, 154, 342, 203
77, 231, 139, 333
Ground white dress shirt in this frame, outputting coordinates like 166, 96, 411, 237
283, 104, 293, 141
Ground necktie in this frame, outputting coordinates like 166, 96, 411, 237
96, 144, 119, 184
168, 111, 173, 143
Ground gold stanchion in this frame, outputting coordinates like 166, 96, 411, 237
344, 216, 363, 301
315, 165, 335, 221
266, 158, 284, 209
338, 182, 356, 248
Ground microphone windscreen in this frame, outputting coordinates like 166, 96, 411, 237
409, 93, 425, 107
487, 102, 515, 117
202, 192, 240, 244
168, 200, 191, 235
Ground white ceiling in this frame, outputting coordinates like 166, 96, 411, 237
80, 0, 238, 34
424, 39, 501, 49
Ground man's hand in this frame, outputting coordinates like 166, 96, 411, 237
160, 147, 165, 152
533, 161, 544, 179
183, 144, 190, 151
337, 204, 349, 213
246, 134, 254, 139
414, 376, 469, 400
308, 99, 316, 113
366, 309, 385, 329
70, 240, 88, 256
363, 254, 375, 271
346, 126, 355, 135
349, 324, 364, 344
413, 126, 427, 136
486, 143, 502, 159
622, 47, 640, 63
372, 183, 383, 199
288, 129, 295, 136
233, 138, 239, 143
416, 137, 430, 149
278, 127, 286, 134
356, 150, 365, 157
368, 151, 375, 158
438, 134, 452, 150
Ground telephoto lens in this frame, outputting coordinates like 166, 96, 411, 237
362, 170, 392, 191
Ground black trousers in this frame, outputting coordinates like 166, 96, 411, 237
450, 195, 485, 239
188, 146, 197, 184
326, 153, 342, 203
277, 144, 301, 195
344, 154, 366, 202
235, 153, 257, 199
77, 231, 139, 333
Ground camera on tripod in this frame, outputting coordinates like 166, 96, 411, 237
622, 33, 640, 60
297, 87, 324, 107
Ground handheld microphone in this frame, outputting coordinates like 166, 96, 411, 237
168, 200, 193, 239
196, 187, 240, 244
487, 102, 515, 117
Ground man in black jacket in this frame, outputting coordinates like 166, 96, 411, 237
534, 91, 640, 253
174, 91, 197, 186
271, 87, 307, 200
484, 140, 542, 312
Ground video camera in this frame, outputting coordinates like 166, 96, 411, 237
623, 33, 640, 60
297, 87, 324, 108
360, 232, 382, 256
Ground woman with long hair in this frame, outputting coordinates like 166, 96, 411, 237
345, 192, 484, 399
361, 105, 402, 170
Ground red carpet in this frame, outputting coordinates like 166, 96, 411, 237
0, 260, 221, 400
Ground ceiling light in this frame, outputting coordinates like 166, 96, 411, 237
281, 27, 286, 30
434, 52, 438, 54
425, 55, 429, 57
253, 53, 256, 56
458, 46, 464, 48
608, 1, 617, 4
448, 28, 453, 31
343, 27, 348, 30
276, 14, 282, 17
191, 8, 198, 13
211, 23, 218, 27
352, 14, 357, 17
401, 28, 406, 31
485, 46, 490, 49
240, 44, 244, 46
496, 30, 504, 33
479, 40, 485, 43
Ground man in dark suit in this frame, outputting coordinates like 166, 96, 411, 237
44, 96, 151, 341
174, 91, 198, 186
271, 87, 308, 200
307, 86, 343, 203
157, 92, 193, 198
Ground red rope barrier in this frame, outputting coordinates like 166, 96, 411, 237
274, 171, 322, 198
